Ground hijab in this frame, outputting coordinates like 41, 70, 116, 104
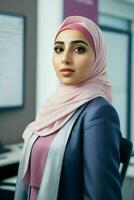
23, 15, 112, 141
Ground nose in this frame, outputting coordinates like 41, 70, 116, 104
61, 50, 72, 65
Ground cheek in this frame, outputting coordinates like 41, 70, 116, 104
75, 55, 95, 81
86, 53, 95, 66
76, 56, 93, 71
53, 55, 60, 69
53, 55, 61, 78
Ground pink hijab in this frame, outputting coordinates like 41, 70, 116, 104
23, 16, 112, 140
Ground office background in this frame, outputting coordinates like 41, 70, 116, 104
0, 0, 134, 199
0, 0, 134, 147
0, 0, 37, 145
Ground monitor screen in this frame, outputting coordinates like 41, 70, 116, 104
0, 12, 25, 108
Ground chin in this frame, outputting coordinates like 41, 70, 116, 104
61, 78, 87, 86
62, 82, 74, 85
59, 76, 85, 85
61, 79, 80, 86
59, 77, 73, 85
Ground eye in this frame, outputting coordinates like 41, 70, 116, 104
54, 46, 64, 53
74, 46, 86, 54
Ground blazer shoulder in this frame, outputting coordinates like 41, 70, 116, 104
83, 96, 120, 127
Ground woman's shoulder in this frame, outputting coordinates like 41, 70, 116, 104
82, 96, 120, 127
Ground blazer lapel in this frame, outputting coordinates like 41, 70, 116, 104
38, 104, 86, 200
22, 134, 39, 178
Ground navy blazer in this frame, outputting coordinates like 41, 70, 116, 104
57, 97, 122, 200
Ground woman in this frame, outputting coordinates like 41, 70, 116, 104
14, 16, 122, 200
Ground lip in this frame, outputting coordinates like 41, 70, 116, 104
60, 68, 75, 72
60, 68, 75, 77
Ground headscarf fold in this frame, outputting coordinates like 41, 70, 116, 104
23, 16, 112, 140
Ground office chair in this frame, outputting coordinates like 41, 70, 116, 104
120, 137, 133, 187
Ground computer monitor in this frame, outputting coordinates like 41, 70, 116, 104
0, 12, 25, 109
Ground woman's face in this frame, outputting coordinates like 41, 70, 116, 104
53, 29, 95, 85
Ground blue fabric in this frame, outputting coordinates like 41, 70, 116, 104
57, 97, 122, 200
14, 96, 122, 200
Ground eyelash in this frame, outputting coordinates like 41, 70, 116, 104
54, 46, 86, 54
54, 47, 64, 53
75, 46, 86, 54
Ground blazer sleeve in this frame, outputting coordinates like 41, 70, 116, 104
83, 104, 122, 200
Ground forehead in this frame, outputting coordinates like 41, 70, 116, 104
55, 29, 89, 44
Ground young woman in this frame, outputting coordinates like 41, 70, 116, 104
14, 16, 122, 200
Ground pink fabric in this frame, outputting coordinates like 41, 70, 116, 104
30, 133, 57, 187
29, 186, 38, 200
55, 23, 95, 53
24, 133, 57, 199
24, 133, 57, 187
22, 16, 112, 176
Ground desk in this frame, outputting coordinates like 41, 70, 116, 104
0, 143, 23, 180
0, 176, 16, 199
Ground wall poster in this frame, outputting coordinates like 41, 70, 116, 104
64, 0, 98, 22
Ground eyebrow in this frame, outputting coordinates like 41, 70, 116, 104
54, 40, 89, 46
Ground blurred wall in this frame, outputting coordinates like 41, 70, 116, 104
0, 0, 37, 145
36, 0, 63, 111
